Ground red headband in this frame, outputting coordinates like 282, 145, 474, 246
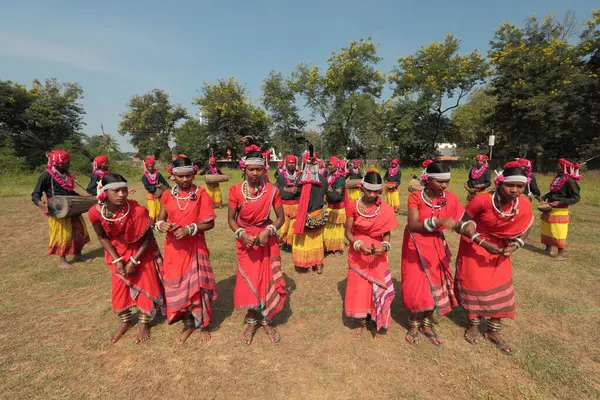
144, 155, 155, 167
47, 149, 70, 167
93, 155, 108, 168
475, 154, 488, 162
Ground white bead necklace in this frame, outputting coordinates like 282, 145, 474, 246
172, 185, 198, 211
101, 201, 130, 224
242, 180, 266, 201
356, 198, 380, 218
492, 192, 519, 220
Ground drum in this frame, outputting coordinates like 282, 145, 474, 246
345, 179, 362, 189
48, 195, 97, 219
204, 174, 229, 184
305, 207, 329, 229
537, 202, 552, 213
408, 179, 423, 193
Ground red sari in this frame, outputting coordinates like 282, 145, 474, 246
88, 200, 165, 317
161, 186, 217, 328
401, 190, 464, 315
455, 193, 533, 319
344, 200, 398, 330
229, 183, 287, 319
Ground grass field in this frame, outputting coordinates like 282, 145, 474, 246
1, 168, 599, 399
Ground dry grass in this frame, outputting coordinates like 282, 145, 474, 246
1, 169, 599, 399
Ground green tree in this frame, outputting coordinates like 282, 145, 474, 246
389, 34, 489, 154
119, 89, 187, 160
173, 118, 209, 163
292, 37, 385, 156
488, 13, 587, 159
194, 78, 270, 161
450, 87, 497, 148
262, 71, 306, 156
85, 134, 121, 158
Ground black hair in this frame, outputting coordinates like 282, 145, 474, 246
363, 171, 383, 185
101, 173, 127, 186
426, 161, 450, 174
173, 157, 193, 167
502, 166, 527, 178
245, 151, 263, 159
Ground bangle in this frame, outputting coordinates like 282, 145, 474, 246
187, 223, 198, 236
470, 233, 480, 243
266, 224, 277, 236
424, 218, 437, 232
235, 228, 245, 239
478, 238, 486, 246
155, 220, 168, 232
460, 220, 477, 233
513, 238, 525, 248
129, 256, 141, 265
353, 240, 364, 251
111, 256, 123, 265
381, 241, 391, 252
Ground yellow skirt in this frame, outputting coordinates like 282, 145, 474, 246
48, 215, 90, 256
146, 198, 161, 221
385, 188, 400, 210
541, 207, 570, 249
324, 207, 346, 252
206, 183, 222, 205
279, 203, 298, 246
348, 188, 362, 201
293, 227, 324, 268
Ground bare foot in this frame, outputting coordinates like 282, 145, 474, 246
195, 328, 211, 343
316, 264, 323, 274
555, 255, 567, 261
178, 325, 195, 345
111, 321, 132, 344
58, 259, 74, 269
136, 323, 151, 344
72, 254, 93, 263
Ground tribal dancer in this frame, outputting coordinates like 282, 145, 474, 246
86, 155, 111, 196
384, 159, 401, 213
142, 156, 170, 225
465, 154, 491, 202
276, 155, 300, 249
323, 156, 346, 254
346, 159, 363, 202
200, 156, 224, 208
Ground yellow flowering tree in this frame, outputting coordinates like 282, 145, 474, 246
389, 34, 489, 155
194, 78, 270, 161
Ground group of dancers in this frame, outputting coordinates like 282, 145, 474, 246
31, 147, 581, 352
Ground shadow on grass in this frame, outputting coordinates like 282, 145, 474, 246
210, 274, 237, 331
272, 273, 296, 326
390, 278, 411, 330
81, 247, 106, 260
523, 242, 549, 256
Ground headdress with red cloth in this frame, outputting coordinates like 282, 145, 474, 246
144, 155, 156, 168
46, 149, 70, 168
516, 158, 533, 178
494, 160, 530, 186
352, 159, 361, 167
294, 151, 322, 236
475, 154, 489, 162
92, 155, 109, 170
570, 161, 582, 181
285, 154, 298, 165
278, 160, 284, 167
209, 156, 217, 164
388, 159, 400, 178
558, 158, 572, 174
329, 156, 341, 169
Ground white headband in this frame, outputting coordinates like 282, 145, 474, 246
102, 182, 128, 191
245, 157, 265, 166
426, 172, 451, 180
172, 166, 194, 174
502, 175, 528, 183
361, 181, 382, 191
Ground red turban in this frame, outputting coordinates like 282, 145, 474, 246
285, 154, 298, 164
93, 155, 108, 169
516, 158, 531, 167
144, 156, 155, 167
352, 159, 361, 167
329, 156, 340, 168
390, 159, 400, 166
209, 156, 217, 163
475, 154, 489, 162
47, 149, 70, 168
558, 158, 571, 168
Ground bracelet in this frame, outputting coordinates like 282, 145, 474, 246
470, 233, 481, 243
111, 256, 123, 265
266, 224, 277, 236
155, 220, 168, 232
129, 256, 141, 265
460, 220, 477, 234
513, 238, 525, 248
187, 223, 198, 236
478, 238, 486, 246
235, 228, 245, 239
353, 240, 364, 251
381, 241, 391, 252
424, 218, 437, 232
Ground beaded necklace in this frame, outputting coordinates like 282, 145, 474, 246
171, 185, 198, 211
492, 192, 519, 221
101, 201, 130, 225
242, 180, 266, 201
356, 198, 380, 218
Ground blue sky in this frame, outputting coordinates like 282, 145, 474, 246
1, 0, 597, 152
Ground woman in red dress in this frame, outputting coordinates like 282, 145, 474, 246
88, 173, 165, 344
156, 156, 217, 344
344, 171, 398, 338
455, 163, 533, 355
401, 160, 464, 346
228, 147, 287, 345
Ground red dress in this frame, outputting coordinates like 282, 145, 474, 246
161, 186, 217, 328
88, 200, 165, 317
344, 200, 398, 330
401, 190, 464, 315
228, 183, 287, 319
455, 193, 533, 319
